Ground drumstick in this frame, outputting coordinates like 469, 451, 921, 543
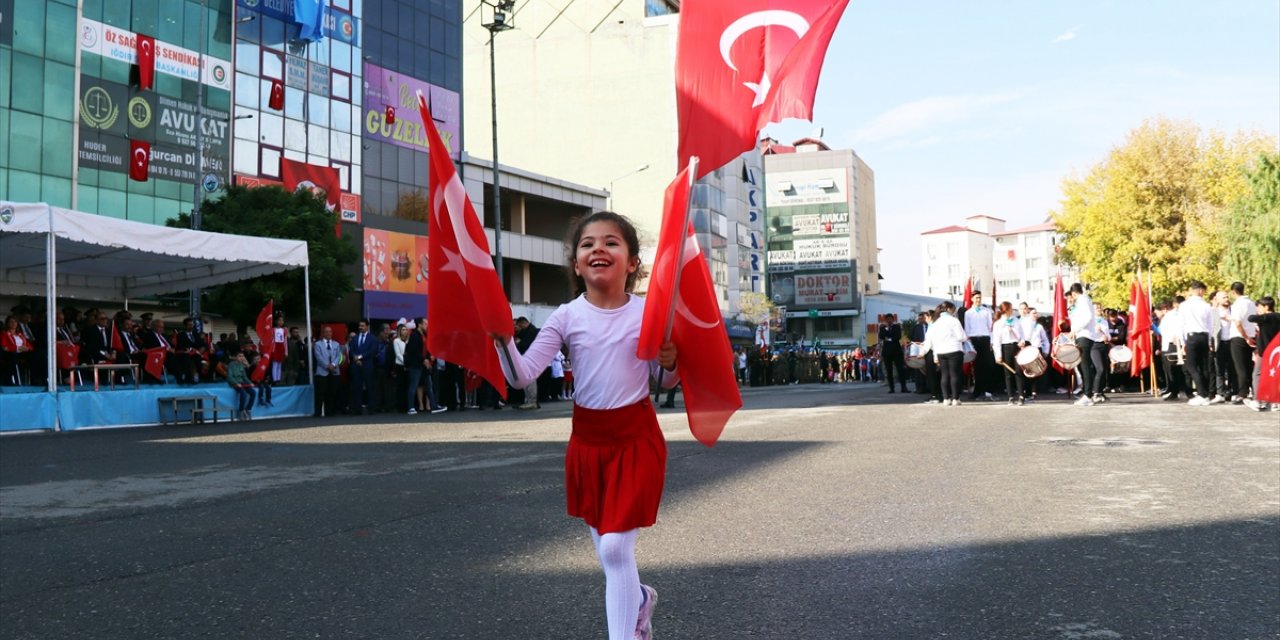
999, 360, 1018, 375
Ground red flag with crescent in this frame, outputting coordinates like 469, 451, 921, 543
137, 34, 155, 90
143, 347, 166, 380
418, 90, 511, 399
56, 342, 80, 369
1257, 333, 1280, 404
1128, 278, 1152, 377
269, 79, 285, 110
256, 299, 274, 352
962, 275, 973, 308
676, 0, 850, 179
129, 140, 151, 182
638, 160, 742, 447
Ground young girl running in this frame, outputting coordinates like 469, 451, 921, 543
495, 211, 678, 640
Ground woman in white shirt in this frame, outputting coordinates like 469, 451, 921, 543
921, 301, 968, 406
992, 302, 1027, 405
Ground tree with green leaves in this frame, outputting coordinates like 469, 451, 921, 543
167, 185, 359, 332
1053, 118, 1274, 306
1220, 153, 1280, 299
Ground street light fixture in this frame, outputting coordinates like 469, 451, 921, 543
607, 164, 650, 210
481, 0, 516, 290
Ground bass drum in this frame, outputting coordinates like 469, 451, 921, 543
1053, 343, 1082, 369
906, 342, 926, 370
1109, 345, 1133, 373
1015, 346, 1048, 378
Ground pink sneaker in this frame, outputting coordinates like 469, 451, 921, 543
634, 584, 657, 640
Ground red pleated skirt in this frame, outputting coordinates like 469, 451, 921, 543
566, 398, 667, 534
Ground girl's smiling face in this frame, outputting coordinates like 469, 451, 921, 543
573, 221, 637, 293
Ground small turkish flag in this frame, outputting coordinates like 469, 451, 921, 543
144, 347, 167, 380
385, 105, 396, 124
269, 79, 285, 110
129, 139, 151, 182
56, 342, 81, 369
676, 0, 850, 179
250, 352, 271, 383
1257, 333, 1280, 404
137, 34, 155, 90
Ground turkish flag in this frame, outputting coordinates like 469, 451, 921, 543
1051, 271, 1067, 372
638, 160, 742, 447
385, 105, 396, 124
676, 0, 850, 179
280, 157, 342, 236
250, 352, 271, 383
143, 347, 167, 380
56, 342, 80, 370
1128, 278, 1152, 378
256, 299, 274, 352
269, 79, 285, 110
418, 90, 511, 398
110, 319, 125, 353
991, 279, 997, 306
962, 276, 973, 308
129, 140, 151, 182
136, 34, 155, 90
1257, 333, 1280, 404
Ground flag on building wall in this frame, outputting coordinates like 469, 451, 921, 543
675, 0, 850, 179
136, 34, 155, 90
129, 140, 151, 182
269, 79, 285, 110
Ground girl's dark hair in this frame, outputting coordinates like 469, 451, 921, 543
565, 211, 643, 296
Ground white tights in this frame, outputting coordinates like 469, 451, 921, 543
590, 527, 642, 640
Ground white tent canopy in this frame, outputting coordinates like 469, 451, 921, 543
1, 201, 309, 299
0, 201, 313, 397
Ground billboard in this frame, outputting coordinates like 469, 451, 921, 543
362, 62, 460, 158
78, 75, 230, 182
768, 169, 847, 206
794, 272, 854, 305
78, 18, 231, 91
363, 228, 428, 295
792, 212, 849, 236
793, 237, 851, 270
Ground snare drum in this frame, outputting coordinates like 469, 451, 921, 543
905, 342, 926, 370
1015, 346, 1048, 378
1109, 345, 1133, 373
1053, 342, 1082, 369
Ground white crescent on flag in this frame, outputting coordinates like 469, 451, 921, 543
718, 11, 810, 107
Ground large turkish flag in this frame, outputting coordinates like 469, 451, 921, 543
136, 34, 155, 90
418, 90, 511, 398
638, 160, 741, 447
280, 158, 341, 214
1257, 333, 1280, 404
676, 0, 850, 179
129, 140, 151, 182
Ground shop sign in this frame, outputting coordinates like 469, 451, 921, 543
362, 62, 460, 158
79, 18, 231, 91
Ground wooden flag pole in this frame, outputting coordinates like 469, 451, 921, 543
655, 156, 699, 395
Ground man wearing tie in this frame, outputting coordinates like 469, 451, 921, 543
140, 318, 176, 384
174, 317, 204, 384
313, 326, 343, 417
963, 292, 995, 400
346, 320, 377, 415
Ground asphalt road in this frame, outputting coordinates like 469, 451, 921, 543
1, 383, 1277, 640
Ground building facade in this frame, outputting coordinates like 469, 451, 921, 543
762, 137, 880, 349
2, 0, 603, 324
920, 216, 1077, 311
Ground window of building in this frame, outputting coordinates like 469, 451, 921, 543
1025, 257, 1042, 269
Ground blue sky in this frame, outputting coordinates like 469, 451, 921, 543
764, 0, 1280, 294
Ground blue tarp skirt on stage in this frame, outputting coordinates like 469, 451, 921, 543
0, 384, 313, 432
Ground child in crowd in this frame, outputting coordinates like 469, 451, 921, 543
494, 212, 678, 640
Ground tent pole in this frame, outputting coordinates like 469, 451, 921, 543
304, 265, 314, 386
46, 204, 59, 397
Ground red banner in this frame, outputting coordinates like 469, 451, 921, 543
56, 342, 81, 370
280, 158, 341, 214
256, 300, 274, 352
144, 347, 166, 380
1128, 278, 1152, 378
269, 79, 285, 110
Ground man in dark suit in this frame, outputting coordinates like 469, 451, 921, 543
174, 317, 204, 384
81, 312, 116, 365
139, 318, 177, 384
346, 320, 377, 414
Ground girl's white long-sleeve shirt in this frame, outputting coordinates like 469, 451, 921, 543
497, 294, 679, 410
921, 312, 967, 355
992, 318, 1025, 347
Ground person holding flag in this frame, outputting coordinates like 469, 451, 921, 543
1246, 296, 1280, 411
493, 211, 678, 640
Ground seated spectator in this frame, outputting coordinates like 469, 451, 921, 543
1, 316, 34, 385
226, 352, 256, 420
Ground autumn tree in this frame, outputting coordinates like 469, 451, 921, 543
168, 185, 360, 332
1053, 118, 1274, 306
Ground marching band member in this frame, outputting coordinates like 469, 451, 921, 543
1210, 290, 1235, 403
1178, 281, 1216, 406
992, 302, 1027, 405
1156, 298, 1186, 401
1227, 281, 1258, 405
963, 292, 995, 401
922, 302, 968, 407
1066, 283, 1105, 406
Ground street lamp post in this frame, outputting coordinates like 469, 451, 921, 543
481, 0, 515, 290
